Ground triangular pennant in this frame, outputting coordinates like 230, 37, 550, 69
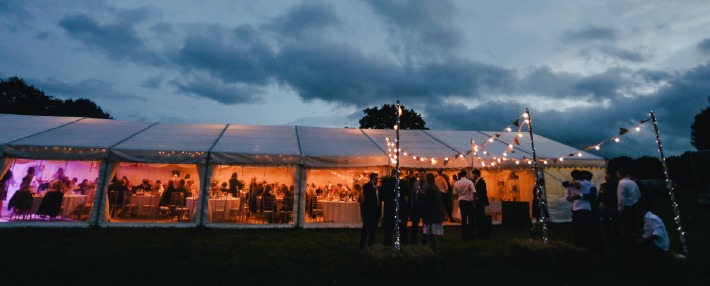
444, 159, 448, 166
584, 145, 594, 151
619, 128, 629, 135
494, 133, 501, 138
512, 119, 520, 127
482, 141, 488, 148
513, 136, 520, 145
553, 159, 558, 163
640, 118, 650, 124
568, 153, 575, 157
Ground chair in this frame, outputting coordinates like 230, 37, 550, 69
212, 198, 228, 222
281, 197, 294, 224
108, 191, 120, 218
238, 193, 250, 222
36, 191, 64, 219
229, 195, 244, 222
8, 190, 34, 220
75, 192, 95, 221
260, 196, 276, 224
142, 195, 158, 218
170, 192, 189, 222
310, 196, 323, 222
122, 194, 138, 218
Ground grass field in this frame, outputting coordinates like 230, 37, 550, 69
1, 194, 708, 285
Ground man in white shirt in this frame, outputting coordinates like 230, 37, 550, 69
453, 170, 475, 240
639, 209, 670, 252
435, 171, 454, 222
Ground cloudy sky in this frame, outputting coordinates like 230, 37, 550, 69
2, 0, 709, 159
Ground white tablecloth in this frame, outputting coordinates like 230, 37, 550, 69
320, 201, 361, 223
186, 197, 240, 222
129, 195, 160, 216
31, 195, 86, 217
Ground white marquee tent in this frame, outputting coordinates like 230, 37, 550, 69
0, 114, 606, 227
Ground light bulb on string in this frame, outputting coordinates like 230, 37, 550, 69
614, 137, 620, 142
635, 126, 641, 131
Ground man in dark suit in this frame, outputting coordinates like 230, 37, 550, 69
472, 169, 490, 239
359, 173, 381, 251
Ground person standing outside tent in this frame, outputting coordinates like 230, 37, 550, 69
471, 169, 490, 239
435, 170, 455, 222
453, 170, 475, 240
359, 173, 381, 251
409, 169, 427, 244
617, 168, 641, 263
380, 170, 397, 246
598, 170, 620, 245
422, 173, 445, 252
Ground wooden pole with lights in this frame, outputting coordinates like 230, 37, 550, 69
394, 100, 402, 250
650, 111, 689, 256
525, 108, 550, 244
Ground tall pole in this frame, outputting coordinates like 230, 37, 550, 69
394, 101, 402, 250
650, 111, 689, 256
525, 108, 550, 244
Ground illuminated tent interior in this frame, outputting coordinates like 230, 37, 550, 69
0, 114, 605, 227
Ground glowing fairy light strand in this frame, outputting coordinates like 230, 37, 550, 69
650, 111, 689, 256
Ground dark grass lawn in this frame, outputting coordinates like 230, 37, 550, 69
1, 192, 708, 285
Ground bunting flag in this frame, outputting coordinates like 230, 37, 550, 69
619, 127, 629, 136
512, 118, 520, 127
513, 136, 520, 145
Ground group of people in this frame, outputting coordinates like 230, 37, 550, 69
2, 166, 98, 219
359, 168, 491, 252
563, 168, 671, 262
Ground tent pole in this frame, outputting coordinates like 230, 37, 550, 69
650, 111, 689, 256
394, 101, 402, 250
525, 108, 550, 244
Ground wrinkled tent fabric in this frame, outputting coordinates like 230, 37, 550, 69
0, 114, 606, 225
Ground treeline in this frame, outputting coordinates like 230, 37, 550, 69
608, 153, 708, 193
0, 76, 111, 119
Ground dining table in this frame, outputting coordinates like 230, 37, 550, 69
185, 197, 240, 222
320, 199, 362, 223
129, 195, 160, 217
31, 194, 86, 217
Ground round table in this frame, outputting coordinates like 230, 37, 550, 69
320, 200, 361, 223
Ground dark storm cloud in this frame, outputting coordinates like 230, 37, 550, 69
599, 46, 646, 63
33, 77, 144, 102
172, 77, 263, 105
173, 25, 276, 86
364, 0, 463, 54
562, 25, 617, 42
0, 0, 31, 31
141, 76, 162, 89
266, 2, 340, 39
422, 62, 710, 158
276, 43, 512, 105
698, 38, 710, 54
58, 10, 163, 65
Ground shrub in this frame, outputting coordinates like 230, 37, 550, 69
361, 244, 442, 281
508, 238, 594, 270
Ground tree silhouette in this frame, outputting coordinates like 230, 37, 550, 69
358, 104, 427, 129
0, 76, 111, 119
690, 96, 710, 150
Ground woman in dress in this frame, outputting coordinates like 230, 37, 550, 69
422, 173, 445, 252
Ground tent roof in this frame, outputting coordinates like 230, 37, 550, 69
0, 114, 605, 168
